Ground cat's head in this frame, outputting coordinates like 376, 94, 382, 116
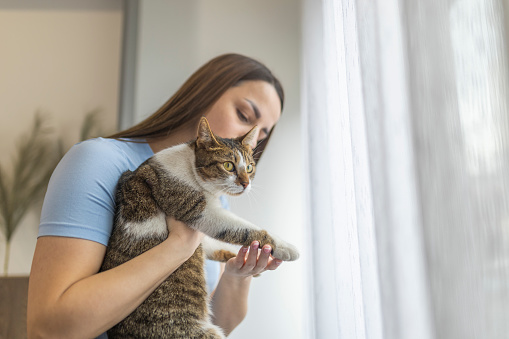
194, 117, 257, 196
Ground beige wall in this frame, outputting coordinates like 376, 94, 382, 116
0, 1, 123, 275
0, 1, 308, 337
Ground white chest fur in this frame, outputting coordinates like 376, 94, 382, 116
153, 144, 202, 191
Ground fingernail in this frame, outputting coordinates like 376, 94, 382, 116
252, 241, 259, 249
263, 246, 271, 253
276, 260, 282, 265
242, 247, 249, 253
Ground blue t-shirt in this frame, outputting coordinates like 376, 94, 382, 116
38, 138, 224, 337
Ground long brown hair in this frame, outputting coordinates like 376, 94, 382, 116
109, 53, 284, 162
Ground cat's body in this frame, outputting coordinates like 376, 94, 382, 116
100, 117, 299, 338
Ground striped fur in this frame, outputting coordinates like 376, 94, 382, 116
100, 117, 298, 338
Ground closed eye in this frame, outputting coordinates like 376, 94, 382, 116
236, 109, 249, 123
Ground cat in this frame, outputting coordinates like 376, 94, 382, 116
99, 116, 299, 338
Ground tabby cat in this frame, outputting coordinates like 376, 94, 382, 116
100, 117, 299, 338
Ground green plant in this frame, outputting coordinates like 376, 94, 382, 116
0, 114, 60, 275
79, 108, 104, 142
0, 110, 106, 275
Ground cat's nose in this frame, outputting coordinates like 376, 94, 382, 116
240, 181, 249, 189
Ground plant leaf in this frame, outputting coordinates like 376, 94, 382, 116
1, 113, 59, 241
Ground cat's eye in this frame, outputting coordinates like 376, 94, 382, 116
247, 164, 254, 173
223, 162, 235, 172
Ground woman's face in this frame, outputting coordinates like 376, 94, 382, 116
204, 80, 282, 148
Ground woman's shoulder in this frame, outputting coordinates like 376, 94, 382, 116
59, 138, 127, 177
65, 137, 153, 171
69, 137, 138, 158
48, 138, 152, 200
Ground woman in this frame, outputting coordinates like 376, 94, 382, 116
27, 53, 285, 338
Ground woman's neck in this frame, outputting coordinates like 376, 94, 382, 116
148, 123, 197, 154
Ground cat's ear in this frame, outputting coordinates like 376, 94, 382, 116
240, 125, 259, 149
196, 116, 220, 149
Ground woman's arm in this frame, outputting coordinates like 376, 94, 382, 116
27, 218, 202, 339
210, 241, 282, 336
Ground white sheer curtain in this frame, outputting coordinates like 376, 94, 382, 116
302, 0, 509, 338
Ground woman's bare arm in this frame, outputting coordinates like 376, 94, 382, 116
210, 241, 282, 336
27, 218, 202, 339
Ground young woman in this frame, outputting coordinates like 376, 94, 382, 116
27, 53, 285, 338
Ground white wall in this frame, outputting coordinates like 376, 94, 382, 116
132, 1, 308, 338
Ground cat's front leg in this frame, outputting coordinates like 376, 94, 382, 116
264, 233, 300, 263
201, 236, 239, 262
192, 207, 299, 261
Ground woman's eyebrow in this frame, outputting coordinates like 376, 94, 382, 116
245, 98, 261, 119
245, 98, 269, 136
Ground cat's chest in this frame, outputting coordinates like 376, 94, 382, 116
153, 143, 201, 191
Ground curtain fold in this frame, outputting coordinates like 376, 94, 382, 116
302, 0, 509, 338
403, 1, 509, 338
302, 0, 384, 338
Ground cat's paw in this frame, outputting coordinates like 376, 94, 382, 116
209, 249, 237, 262
272, 241, 300, 261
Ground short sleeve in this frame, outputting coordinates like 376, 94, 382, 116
219, 195, 230, 210
39, 139, 130, 246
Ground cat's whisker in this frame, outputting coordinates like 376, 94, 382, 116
252, 153, 263, 160
220, 188, 232, 195
245, 185, 261, 208
253, 149, 263, 155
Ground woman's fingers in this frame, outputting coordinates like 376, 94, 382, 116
226, 241, 283, 277
165, 217, 204, 255
241, 241, 259, 272
253, 244, 271, 272
244, 242, 282, 275
233, 246, 249, 269
265, 257, 283, 271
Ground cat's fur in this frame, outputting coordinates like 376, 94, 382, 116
100, 117, 299, 338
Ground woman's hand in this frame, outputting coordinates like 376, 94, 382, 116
165, 216, 204, 259
211, 240, 282, 335
224, 240, 283, 278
